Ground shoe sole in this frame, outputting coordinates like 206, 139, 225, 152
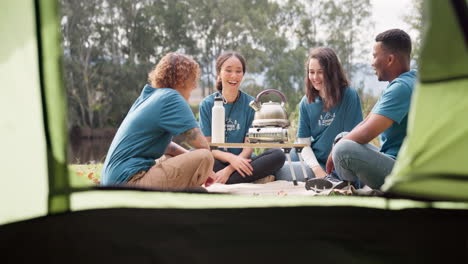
305, 178, 350, 192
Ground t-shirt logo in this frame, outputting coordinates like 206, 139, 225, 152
226, 118, 241, 132
318, 112, 335, 127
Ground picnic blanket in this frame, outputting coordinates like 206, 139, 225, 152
206, 180, 380, 196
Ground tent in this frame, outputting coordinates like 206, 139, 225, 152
382, 0, 468, 200
1, 0, 467, 263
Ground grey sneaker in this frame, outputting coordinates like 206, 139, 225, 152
305, 175, 349, 192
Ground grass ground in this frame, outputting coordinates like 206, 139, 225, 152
69, 164, 102, 187
68, 137, 379, 188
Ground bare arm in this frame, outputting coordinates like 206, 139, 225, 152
178, 127, 210, 150
340, 113, 394, 144
165, 142, 189, 156
207, 137, 252, 162
172, 127, 215, 185
352, 114, 370, 130
239, 137, 254, 158
206, 136, 253, 178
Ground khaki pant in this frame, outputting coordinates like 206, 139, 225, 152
127, 149, 214, 190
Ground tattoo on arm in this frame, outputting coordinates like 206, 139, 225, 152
181, 127, 209, 149
167, 143, 178, 154
182, 128, 199, 142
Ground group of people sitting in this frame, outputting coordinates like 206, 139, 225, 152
100, 28, 417, 192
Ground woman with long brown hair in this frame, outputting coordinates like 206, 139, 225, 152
275, 47, 363, 182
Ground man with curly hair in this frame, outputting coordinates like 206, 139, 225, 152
101, 53, 215, 190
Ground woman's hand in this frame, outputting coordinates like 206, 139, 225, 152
228, 155, 253, 177
214, 168, 232, 184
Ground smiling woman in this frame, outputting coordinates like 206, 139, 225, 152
199, 51, 286, 184
274, 47, 363, 182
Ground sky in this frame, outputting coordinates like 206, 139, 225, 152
371, 0, 419, 49
356, 0, 419, 95
372, 0, 415, 36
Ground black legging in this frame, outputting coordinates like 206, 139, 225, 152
213, 149, 286, 184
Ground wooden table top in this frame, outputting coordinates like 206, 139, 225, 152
209, 142, 307, 148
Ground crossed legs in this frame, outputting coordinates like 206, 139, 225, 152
332, 140, 395, 189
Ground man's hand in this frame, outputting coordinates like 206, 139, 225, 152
326, 153, 334, 174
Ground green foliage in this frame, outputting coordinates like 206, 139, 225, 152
287, 103, 300, 143
60, 0, 373, 131
69, 163, 102, 187
316, 0, 372, 77
190, 104, 200, 121
403, 0, 424, 65
61, 0, 196, 129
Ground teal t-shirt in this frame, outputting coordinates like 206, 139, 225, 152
101, 85, 199, 185
372, 70, 417, 159
199, 91, 255, 155
297, 86, 363, 168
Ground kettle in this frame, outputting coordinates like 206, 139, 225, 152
249, 89, 290, 128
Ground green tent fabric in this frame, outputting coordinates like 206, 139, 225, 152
1, 0, 69, 225
38, 0, 71, 214
383, 0, 468, 200
0, 0, 49, 225
1, 0, 468, 263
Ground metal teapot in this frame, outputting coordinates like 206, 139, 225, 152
249, 89, 290, 128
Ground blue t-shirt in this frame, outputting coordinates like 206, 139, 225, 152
101, 85, 199, 185
372, 70, 417, 159
297, 86, 363, 168
199, 91, 255, 155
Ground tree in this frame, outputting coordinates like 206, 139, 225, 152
187, 0, 284, 97
61, 0, 374, 130
62, 0, 110, 129
61, 0, 198, 129
403, 0, 424, 65
314, 0, 372, 78
243, 0, 319, 112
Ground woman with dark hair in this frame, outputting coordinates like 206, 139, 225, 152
101, 52, 215, 189
199, 51, 285, 184
275, 47, 363, 182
